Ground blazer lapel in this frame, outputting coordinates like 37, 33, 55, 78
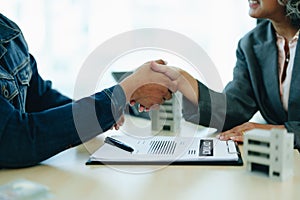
253, 23, 288, 122
288, 40, 300, 120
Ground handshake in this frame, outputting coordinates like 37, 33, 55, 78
119, 59, 199, 112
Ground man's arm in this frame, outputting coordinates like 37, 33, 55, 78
0, 60, 175, 168
0, 84, 126, 168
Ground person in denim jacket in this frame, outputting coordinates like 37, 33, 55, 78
0, 13, 173, 168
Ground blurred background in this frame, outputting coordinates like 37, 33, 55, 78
0, 0, 255, 98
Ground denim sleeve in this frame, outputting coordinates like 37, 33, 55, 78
0, 85, 126, 168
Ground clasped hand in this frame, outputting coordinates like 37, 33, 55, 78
111, 60, 174, 130
120, 60, 176, 111
115, 59, 198, 129
120, 60, 198, 111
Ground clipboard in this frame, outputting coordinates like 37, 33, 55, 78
86, 135, 243, 166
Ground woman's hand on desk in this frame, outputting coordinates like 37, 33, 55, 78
217, 122, 285, 142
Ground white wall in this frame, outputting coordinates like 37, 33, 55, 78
0, 0, 255, 97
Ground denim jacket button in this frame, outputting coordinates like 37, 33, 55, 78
2, 87, 9, 98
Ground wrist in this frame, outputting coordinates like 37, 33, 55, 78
119, 78, 133, 102
178, 70, 199, 105
103, 85, 127, 119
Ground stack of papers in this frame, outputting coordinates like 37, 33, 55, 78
86, 135, 243, 165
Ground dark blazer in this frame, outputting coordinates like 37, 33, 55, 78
182, 20, 300, 149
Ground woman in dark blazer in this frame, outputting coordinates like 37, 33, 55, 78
151, 0, 300, 149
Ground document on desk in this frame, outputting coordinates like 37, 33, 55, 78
86, 135, 243, 166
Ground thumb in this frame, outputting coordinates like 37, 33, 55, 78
150, 61, 180, 81
154, 59, 168, 65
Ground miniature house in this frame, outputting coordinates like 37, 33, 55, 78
150, 92, 181, 134
244, 128, 294, 181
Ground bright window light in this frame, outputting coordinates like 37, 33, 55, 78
0, 0, 255, 97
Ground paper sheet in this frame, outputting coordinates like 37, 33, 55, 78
89, 135, 239, 164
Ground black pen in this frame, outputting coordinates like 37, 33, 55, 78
104, 137, 134, 153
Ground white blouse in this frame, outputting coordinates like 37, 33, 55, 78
276, 30, 299, 111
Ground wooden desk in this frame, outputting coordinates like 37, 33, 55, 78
1, 117, 300, 200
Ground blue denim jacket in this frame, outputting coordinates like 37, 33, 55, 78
0, 16, 31, 113
0, 13, 126, 168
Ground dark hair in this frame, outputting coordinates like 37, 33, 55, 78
278, 0, 300, 28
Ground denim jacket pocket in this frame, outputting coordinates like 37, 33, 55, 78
16, 61, 32, 86
0, 75, 18, 102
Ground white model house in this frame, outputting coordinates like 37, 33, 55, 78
150, 92, 181, 134
244, 128, 294, 181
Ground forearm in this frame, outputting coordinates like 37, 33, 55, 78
177, 70, 199, 105
182, 81, 227, 130
182, 81, 257, 131
0, 104, 80, 168
0, 85, 126, 168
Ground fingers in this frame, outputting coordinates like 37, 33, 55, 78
137, 104, 153, 112
135, 93, 168, 112
154, 59, 167, 65
130, 83, 172, 108
150, 62, 179, 92
217, 129, 245, 141
150, 61, 180, 82
112, 115, 125, 130
130, 100, 136, 106
138, 104, 146, 112
217, 122, 286, 143
113, 123, 120, 130
216, 122, 258, 142
151, 62, 199, 102
144, 59, 167, 65
228, 135, 244, 142
164, 90, 173, 101
123, 60, 177, 110
150, 61, 168, 73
